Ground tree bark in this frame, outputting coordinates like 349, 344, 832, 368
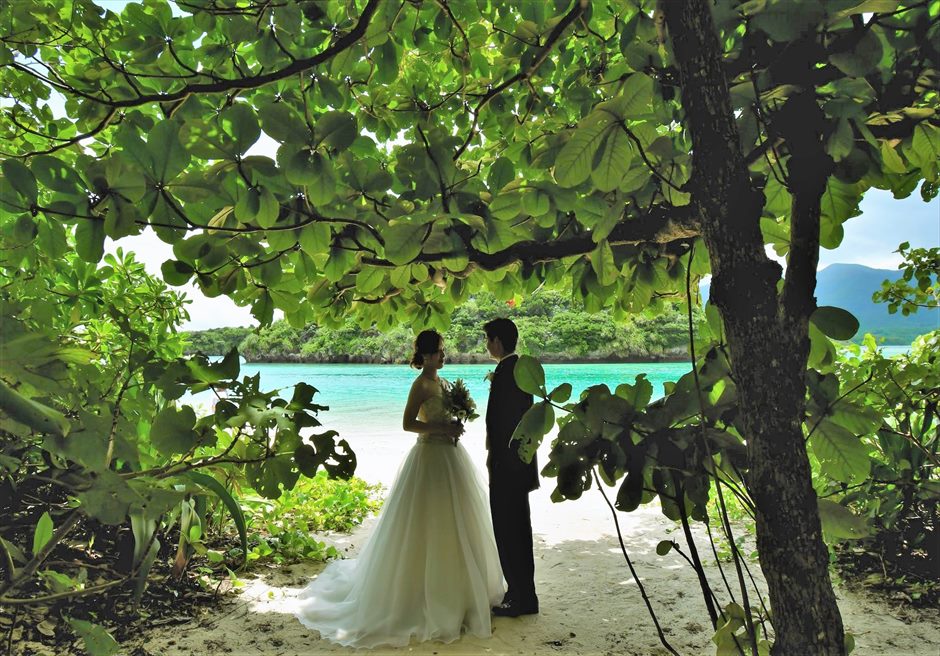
661, 2, 846, 654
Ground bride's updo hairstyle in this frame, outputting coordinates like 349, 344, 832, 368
410, 330, 442, 369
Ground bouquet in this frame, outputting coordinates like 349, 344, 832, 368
442, 378, 479, 424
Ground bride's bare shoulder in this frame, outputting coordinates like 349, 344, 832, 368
408, 375, 436, 397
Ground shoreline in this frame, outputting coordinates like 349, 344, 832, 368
194, 353, 693, 366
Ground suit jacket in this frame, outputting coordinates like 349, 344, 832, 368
485, 354, 539, 492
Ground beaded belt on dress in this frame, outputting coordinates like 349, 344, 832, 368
417, 434, 456, 445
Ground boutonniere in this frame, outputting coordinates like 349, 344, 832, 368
484, 370, 495, 384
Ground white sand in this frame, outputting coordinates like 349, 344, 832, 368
142, 426, 940, 656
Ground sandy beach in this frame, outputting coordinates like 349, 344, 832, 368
140, 426, 940, 656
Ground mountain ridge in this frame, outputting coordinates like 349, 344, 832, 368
702, 263, 938, 344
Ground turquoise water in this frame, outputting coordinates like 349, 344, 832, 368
193, 362, 689, 485
235, 361, 691, 430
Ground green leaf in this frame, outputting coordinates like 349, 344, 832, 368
150, 406, 197, 456
305, 153, 336, 205
880, 142, 906, 174
912, 123, 940, 170
220, 103, 261, 156
600, 72, 654, 119
2, 158, 38, 203
384, 220, 427, 265
76, 471, 140, 525
74, 220, 106, 263
817, 498, 872, 543
149, 119, 190, 181
488, 156, 515, 190
186, 471, 248, 567
655, 540, 673, 556
615, 374, 653, 411
33, 511, 54, 556
161, 259, 194, 286
67, 618, 120, 656
258, 102, 307, 143
513, 354, 546, 396
616, 466, 645, 512
554, 112, 617, 187
745, 0, 825, 42
829, 30, 883, 78
811, 306, 859, 341
810, 420, 870, 485
521, 188, 550, 216
31, 155, 83, 194
826, 118, 854, 162
0, 378, 69, 437
255, 187, 280, 228
356, 266, 385, 294
489, 188, 523, 220
129, 512, 159, 602
512, 401, 554, 462
299, 222, 331, 256
323, 246, 355, 281
590, 240, 619, 286
590, 127, 633, 192
549, 383, 572, 403
374, 38, 399, 84
316, 111, 357, 151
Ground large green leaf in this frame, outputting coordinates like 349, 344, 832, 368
316, 111, 357, 151
554, 112, 617, 188
810, 306, 859, 341
384, 220, 428, 265
810, 420, 870, 485
911, 123, 940, 172
590, 239, 619, 286
150, 406, 198, 456
2, 158, 37, 203
258, 102, 308, 143
219, 103, 261, 156
186, 471, 248, 567
591, 127, 633, 192
32, 511, 53, 556
487, 156, 515, 191
75, 220, 106, 263
149, 119, 190, 182
0, 378, 69, 437
817, 498, 872, 543
513, 355, 546, 396
512, 401, 554, 462
67, 619, 120, 656
599, 72, 654, 119
829, 30, 883, 78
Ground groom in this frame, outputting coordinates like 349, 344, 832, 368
483, 318, 539, 617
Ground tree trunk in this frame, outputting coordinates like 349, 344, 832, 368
661, 2, 846, 654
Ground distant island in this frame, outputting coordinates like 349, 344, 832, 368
182, 291, 693, 364
184, 265, 937, 363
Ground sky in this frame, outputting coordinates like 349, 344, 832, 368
109, 187, 939, 331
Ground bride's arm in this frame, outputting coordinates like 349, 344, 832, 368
402, 378, 461, 437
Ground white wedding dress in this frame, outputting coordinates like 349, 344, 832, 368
294, 390, 505, 648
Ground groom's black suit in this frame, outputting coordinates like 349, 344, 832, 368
485, 354, 538, 609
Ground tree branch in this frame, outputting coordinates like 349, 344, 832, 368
12, 0, 382, 110
453, 0, 589, 160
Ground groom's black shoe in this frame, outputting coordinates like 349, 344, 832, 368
491, 599, 539, 617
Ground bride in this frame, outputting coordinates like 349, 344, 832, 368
294, 329, 506, 647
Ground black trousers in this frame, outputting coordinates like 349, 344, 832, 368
489, 484, 537, 604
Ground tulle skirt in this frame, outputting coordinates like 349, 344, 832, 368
294, 438, 505, 648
